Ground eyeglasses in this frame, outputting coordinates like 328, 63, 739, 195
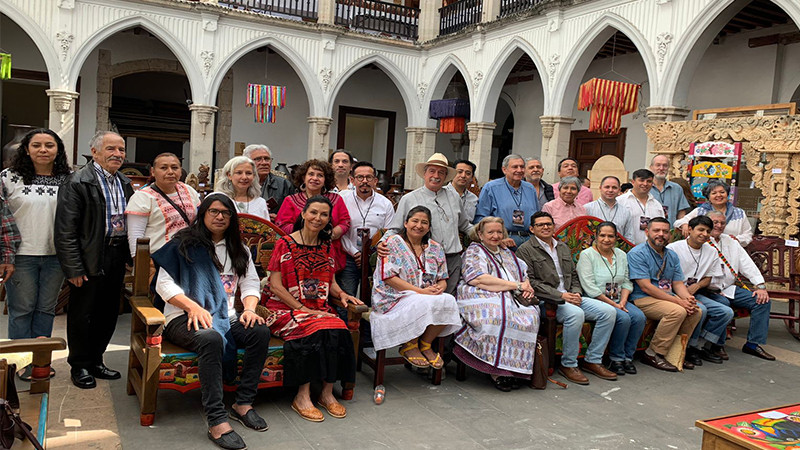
208, 208, 232, 219
354, 175, 375, 182
252, 156, 273, 162
533, 223, 554, 228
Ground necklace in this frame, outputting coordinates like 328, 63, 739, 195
236, 194, 251, 213
298, 230, 318, 246
687, 243, 704, 278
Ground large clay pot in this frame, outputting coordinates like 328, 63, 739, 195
2, 124, 34, 169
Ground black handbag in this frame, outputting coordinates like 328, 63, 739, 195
0, 364, 43, 450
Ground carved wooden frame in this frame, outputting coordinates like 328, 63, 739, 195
644, 115, 800, 238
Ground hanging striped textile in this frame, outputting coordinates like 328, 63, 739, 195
245, 83, 287, 123
0, 53, 11, 80
577, 78, 640, 135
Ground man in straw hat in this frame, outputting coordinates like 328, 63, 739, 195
382, 153, 473, 295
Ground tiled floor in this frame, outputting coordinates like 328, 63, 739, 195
5, 310, 800, 449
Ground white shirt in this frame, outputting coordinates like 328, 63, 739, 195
232, 196, 270, 221
666, 240, 722, 286
709, 234, 765, 298
536, 236, 566, 292
339, 189, 395, 257
616, 191, 665, 245
0, 169, 66, 255
156, 240, 261, 325
445, 183, 478, 223
674, 207, 753, 247
125, 183, 201, 257
386, 186, 472, 254
584, 198, 634, 243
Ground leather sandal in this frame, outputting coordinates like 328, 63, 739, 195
291, 401, 324, 422
317, 399, 347, 419
229, 408, 268, 432
399, 340, 430, 369
418, 340, 444, 369
207, 430, 247, 450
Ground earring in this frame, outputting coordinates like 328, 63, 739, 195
300, 183, 306, 191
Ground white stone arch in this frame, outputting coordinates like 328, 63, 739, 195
551, 13, 659, 117
424, 55, 473, 127
66, 15, 203, 101
208, 37, 321, 116
475, 37, 548, 123
0, 3, 62, 86
327, 53, 418, 124
661, 0, 800, 107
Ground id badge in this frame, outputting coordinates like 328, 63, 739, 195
512, 210, 524, 227
657, 279, 672, 291
421, 272, 435, 288
605, 282, 619, 300
220, 274, 236, 295
300, 278, 324, 300
662, 205, 669, 218
356, 227, 369, 248
686, 277, 697, 287
110, 213, 126, 236
639, 216, 651, 231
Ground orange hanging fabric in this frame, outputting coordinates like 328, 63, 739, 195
578, 78, 640, 135
439, 117, 465, 134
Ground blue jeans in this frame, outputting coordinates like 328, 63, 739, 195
336, 255, 362, 300
508, 234, 530, 249
556, 297, 616, 367
690, 294, 734, 347
608, 302, 646, 362
709, 288, 770, 345
5, 255, 64, 339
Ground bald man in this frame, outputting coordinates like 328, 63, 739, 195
649, 155, 690, 226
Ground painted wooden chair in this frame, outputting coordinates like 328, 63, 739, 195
0, 337, 66, 448
126, 215, 366, 426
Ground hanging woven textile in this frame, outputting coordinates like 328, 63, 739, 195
0, 53, 11, 80
577, 78, 640, 135
429, 99, 470, 134
246, 83, 286, 123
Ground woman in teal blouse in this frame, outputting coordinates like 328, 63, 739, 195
576, 221, 645, 376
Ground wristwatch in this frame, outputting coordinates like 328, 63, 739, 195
756, 283, 767, 290
515, 282, 523, 293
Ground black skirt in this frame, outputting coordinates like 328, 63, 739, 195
282, 328, 356, 386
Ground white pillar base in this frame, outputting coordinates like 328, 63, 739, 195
188, 104, 218, 180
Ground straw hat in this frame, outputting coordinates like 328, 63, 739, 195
414, 153, 456, 184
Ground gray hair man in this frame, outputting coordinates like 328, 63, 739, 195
243, 144, 295, 221
649, 155, 690, 226
525, 157, 554, 207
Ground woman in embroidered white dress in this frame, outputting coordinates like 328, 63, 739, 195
454, 217, 540, 392
370, 206, 461, 370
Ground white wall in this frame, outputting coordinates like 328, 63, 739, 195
330, 67, 408, 174
509, 77, 545, 159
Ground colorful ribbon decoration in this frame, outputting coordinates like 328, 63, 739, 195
578, 78, 640, 135
0, 53, 11, 80
246, 84, 286, 123
707, 239, 751, 292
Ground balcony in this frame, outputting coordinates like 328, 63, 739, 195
218, 0, 318, 21
335, 0, 419, 40
498, 0, 544, 18
439, 0, 481, 36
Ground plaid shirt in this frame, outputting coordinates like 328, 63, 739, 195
0, 194, 20, 264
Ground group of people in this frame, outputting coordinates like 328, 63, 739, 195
0, 128, 775, 450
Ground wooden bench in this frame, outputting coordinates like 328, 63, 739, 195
0, 337, 66, 449
126, 214, 366, 426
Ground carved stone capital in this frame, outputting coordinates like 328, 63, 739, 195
189, 104, 218, 136
539, 115, 575, 139
645, 106, 690, 122
46, 89, 79, 126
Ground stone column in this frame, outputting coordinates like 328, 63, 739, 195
539, 115, 575, 183
404, 127, 438, 190
46, 89, 80, 165
467, 122, 495, 185
418, 0, 443, 42
318, 0, 336, 25
307, 117, 333, 161
645, 106, 691, 177
188, 104, 218, 178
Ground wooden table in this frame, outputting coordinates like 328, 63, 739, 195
696, 403, 800, 449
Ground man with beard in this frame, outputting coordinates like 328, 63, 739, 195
475, 154, 539, 247
650, 155, 690, 226
55, 131, 134, 389
445, 159, 478, 222
243, 144, 294, 221
627, 217, 702, 372
338, 161, 395, 298
525, 158, 554, 208
329, 149, 355, 193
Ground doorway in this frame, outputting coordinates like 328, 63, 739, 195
336, 106, 396, 173
569, 129, 626, 178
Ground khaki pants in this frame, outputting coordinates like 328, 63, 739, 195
634, 296, 702, 355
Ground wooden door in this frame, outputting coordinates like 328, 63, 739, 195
569, 129, 626, 178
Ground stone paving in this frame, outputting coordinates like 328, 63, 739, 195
5, 311, 800, 449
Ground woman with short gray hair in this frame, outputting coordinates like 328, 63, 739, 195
674, 179, 752, 246
214, 156, 269, 220
541, 176, 587, 229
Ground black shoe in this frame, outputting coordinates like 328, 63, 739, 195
622, 360, 637, 375
229, 408, 268, 432
207, 430, 247, 450
742, 344, 776, 361
712, 345, 729, 361
489, 375, 512, 392
685, 348, 703, 367
90, 364, 121, 380
698, 348, 723, 364
508, 377, 523, 390
70, 368, 96, 389
607, 361, 626, 376
682, 360, 695, 370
